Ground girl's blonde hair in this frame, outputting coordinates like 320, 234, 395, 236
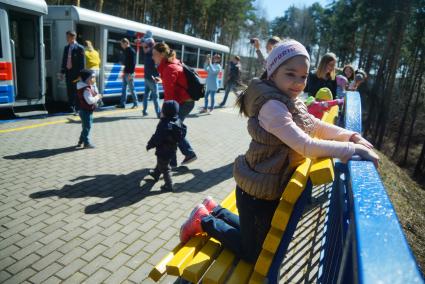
85, 40, 93, 50
342, 64, 355, 81
153, 42, 176, 60
317, 53, 337, 80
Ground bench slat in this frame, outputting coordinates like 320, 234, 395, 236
226, 260, 253, 284
270, 200, 293, 231
181, 238, 221, 283
254, 249, 274, 276
202, 249, 236, 284
166, 236, 206, 276
148, 244, 182, 281
310, 158, 335, 185
248, 271, 266, 284
221, 190, 236, 208
262, 227, 284, 253
282, 159, 312, 204
309, 105, 339, 186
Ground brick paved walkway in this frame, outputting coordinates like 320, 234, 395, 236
0, 93, 329, 283
0, 94, 248, 283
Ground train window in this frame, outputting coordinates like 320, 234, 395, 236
183, 46, 198, 68
43, 25, 52, 60
107, 31, 137, 63
199, 49, 212, 68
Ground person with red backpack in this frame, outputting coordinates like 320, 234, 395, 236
152, 42, 197, 165
76, 69, 102, 149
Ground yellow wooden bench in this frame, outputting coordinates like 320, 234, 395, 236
149, 106, 339, 283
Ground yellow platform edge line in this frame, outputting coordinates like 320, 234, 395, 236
0, 107, 140, 134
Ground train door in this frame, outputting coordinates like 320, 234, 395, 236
8, 10, 43, 102
0, 9, 14, 108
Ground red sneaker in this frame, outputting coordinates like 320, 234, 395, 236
202, 196, 218, 213
179, 204, 209, 244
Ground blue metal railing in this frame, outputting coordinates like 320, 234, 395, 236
320, 91, 424, 284
267, 91, 423, 284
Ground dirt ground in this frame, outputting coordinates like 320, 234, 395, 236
377, 150, 425, 274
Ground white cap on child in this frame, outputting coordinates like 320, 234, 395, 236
266, 40, 310, 79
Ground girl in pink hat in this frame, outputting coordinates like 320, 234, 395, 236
179, 40, 379, 263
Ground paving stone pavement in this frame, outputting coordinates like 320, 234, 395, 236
0, 93, 249, 284
0, 92, 331, 284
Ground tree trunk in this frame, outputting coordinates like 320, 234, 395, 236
375, 8, 409, 148
315, 44, 321, 68
97, 0, 103, 12
414, 139, 425, 178
357, 25, 369, 69
402, 71, 424, 165
140, 0, 146, 22
392, 51, 424, 159
364, 27, 392, 139
375, 2, 411, 148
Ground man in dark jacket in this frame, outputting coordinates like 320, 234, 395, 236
219, 56, 242, 107
141, 35, 160, 117
146, 100, 186, 191
61, 30, 85, 114
117, 38, 138, 108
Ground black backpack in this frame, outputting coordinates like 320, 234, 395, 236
180, 63, 205, 101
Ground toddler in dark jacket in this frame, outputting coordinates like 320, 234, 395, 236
146, 100, 186, 191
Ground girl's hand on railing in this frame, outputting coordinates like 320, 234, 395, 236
350, 133, 374, 149
354, 144, 380, 168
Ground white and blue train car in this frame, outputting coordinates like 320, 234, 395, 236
44, 6, 230, 104
0, 0, 47, 110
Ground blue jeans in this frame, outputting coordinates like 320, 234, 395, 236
220, 81, 237, 106
143, 78, 160, 117
171, 101, 196, 165
120, 73, 138, 106
201, 186, 279, 263
79, 110, 93, 145
204, 90, 216, 110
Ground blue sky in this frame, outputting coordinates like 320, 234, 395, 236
258, 0, 330, 20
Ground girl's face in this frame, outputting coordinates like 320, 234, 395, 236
152, 49, 164, 65
270, 56, 309, 98
326, 60, 336, 74
87, 76, 95, 85
344, 67, 353, 78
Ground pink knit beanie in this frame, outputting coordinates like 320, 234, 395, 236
266, 40, 310, 79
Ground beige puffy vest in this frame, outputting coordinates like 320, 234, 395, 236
233, 78, 315, 200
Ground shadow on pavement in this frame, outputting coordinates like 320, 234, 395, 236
29, 169, 163, 214
172, 163, 234, 193
3, 146, 79, 160
29, 162, 234, 214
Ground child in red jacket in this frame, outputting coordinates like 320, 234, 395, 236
306, 87, 344, 119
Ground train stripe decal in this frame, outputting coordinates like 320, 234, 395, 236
0, 62, 13, 81
0, 85, 14, 104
